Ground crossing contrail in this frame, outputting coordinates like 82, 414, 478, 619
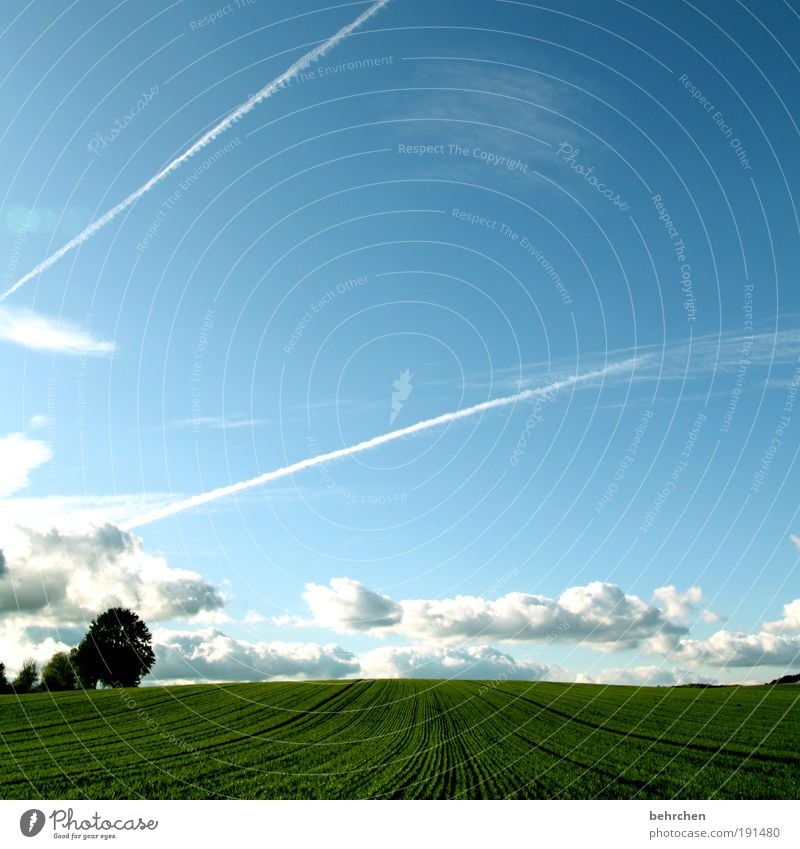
122, 359, 640, 529
0, 0, 391, 303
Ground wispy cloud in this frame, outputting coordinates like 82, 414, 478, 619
161, 416, 271, 432
0, 306, 114, 355
0, 492, 177, 532
462, 326, 800, 396
391, 59, 577, 171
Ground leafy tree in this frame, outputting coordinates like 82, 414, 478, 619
72, 608, 156, 688
0, 662, 11, 694
41, 652, 77, 691
69, 646, 97, 690
12, 658, 39, 694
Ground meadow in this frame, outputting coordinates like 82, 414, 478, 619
0, 680, 797, 799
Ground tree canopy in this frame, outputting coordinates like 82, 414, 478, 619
12, 658, 39, 694
72, 607, 156, 688
41, 652, 78, 691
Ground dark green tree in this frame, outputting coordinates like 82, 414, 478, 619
0, 662, 10, 694
69, 646, 98, 690
12, 658, 39, 693
72, 608, 156, 688
41, 652, 77, 691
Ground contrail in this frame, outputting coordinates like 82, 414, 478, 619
0, 0, 390, 303
122, 359, 639, 529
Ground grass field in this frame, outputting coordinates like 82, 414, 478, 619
1, 680, 798, 800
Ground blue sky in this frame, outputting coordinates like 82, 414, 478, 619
0, 0, 799, 686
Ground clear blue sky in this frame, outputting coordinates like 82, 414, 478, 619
1, 0, 798, 685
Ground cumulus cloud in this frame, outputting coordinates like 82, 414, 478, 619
358, 643, 560, 681
764, 599, 800, 634
653, 585, 722, 625
0, 432, 51, 495
0, 306, 114, 355
151, 627, 359, 683
0, 523, 225, 625
291, 578, 687, 651
652, 585, 701, 620
300, 577, 402, 632
673, 630, 800, 668
243, 611, 268, 625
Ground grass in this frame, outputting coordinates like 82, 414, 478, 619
0, 680, 798, 799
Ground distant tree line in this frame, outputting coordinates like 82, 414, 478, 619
768, 673, 800, 686
0, 608, 155, 695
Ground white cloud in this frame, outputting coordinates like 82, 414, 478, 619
151, 627, 359, 683
576, 665, 707, 687
0, 523, 225, 626
764, 599, 800, 634
290, 578, 687, 651
652, 585, 721, 623
300, 577, 402, 632
28, 414, 49, 429
358, 643, 560, 681
0, 433, 51, 495
0, 306, 114, 355
673, 630, 800, 668
790, 534, 800, 553
161, 416, 271, 431
702, 610, 723, 623
243, 611, 268, 625
652, 585, 703, 620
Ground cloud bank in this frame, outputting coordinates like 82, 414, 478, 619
673, 630, 800, 668
287, 576, 693, 651
359, 643, 559, 681
151, 628, 359, 683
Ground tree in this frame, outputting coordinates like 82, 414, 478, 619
0, 662, 11, 694
12, 658, 39, 694
41, 652, 77, 691
72, 608, 156, 688
768, 673, 800, 685
69, 646, 97, 690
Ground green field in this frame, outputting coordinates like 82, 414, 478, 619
1, 680, 798, 799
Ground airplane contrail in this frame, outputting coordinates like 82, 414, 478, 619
0, 0, 391, 303
122, 359, 639, 529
